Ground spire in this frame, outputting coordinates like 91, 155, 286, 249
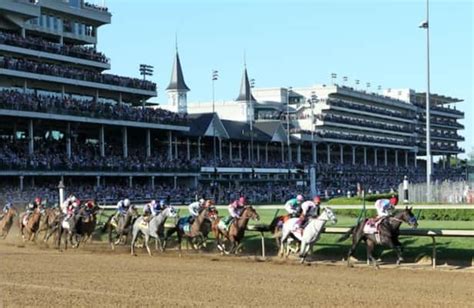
235, 66, 256, 102
166, 50, 190, 91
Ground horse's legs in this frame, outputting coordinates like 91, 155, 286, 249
347, 233, 363, 267
177, 232, 183, 257
108, 225, 115, 250
163, 227, 176, 251
144, 233, 151, 256
131, 229, 138, 256
366, 240, 378, 269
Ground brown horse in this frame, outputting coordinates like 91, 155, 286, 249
213, 206, 259, 254
164, 206, 211, 254
19, 208, 42, 242
74, 205, 100, 246
0, 206, 17, 239
102, 206, 138, 250
37, 208, 62, 242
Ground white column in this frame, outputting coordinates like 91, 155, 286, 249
288, 145, 292, 162
414, 151, 417, 167
28, 119, 34, 155
96, 176, 101, 189
339, 144, 344, 164
146, 129, 151, 158
384, 148, 388, 166
128, 176, 133, 188
363, 147, 367, 166
168, 131, 173, 161
151, 176, 155, 190
23, 80, 27, 93
374, 148, 378, 166
197, 137, 202, 159
405, 151, 408, 167
186, 138, 191, 160
122, 127, 128, 158
297, 144, 301, 163
312, 143, 317, 164
239, 142, 242, 160
95, 89, 99, 101
66, 122, 71, 159
326, 144, 331, 164
352, 146, 356, 165
229, 141, 233, 160
173, 176, 177, 189
174, 137, 178, 159
247, 142, 251, 161
265, 143, 269, 164
257, 143, 260, 162
118, 92, 122, 104
99, 125, 105, 157
395, 150, 399, 167
61, 85, 65, 99
442, 155, 446, 169
19, 176, 24, 191
281, 143, 284, 162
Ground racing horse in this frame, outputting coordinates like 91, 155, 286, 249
19, 208, 42, 242
279, 207, 337, 261
0, 206, 17, 239
163, 205, 211, 254
38, 207, 62, 242
338, 206, 418, 268
73, 204, 100, 247
214, 206, 260, 254
268, 213, 293, 248
102, 206, 138, 250
131, 206, 177, 256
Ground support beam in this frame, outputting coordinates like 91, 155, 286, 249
174, 136, 178, 159
374, 148, 378, 166
197, 137, 202, 159
99, 125, 105, 157
257, 143, 260, 162
405, 151, 408, 167
414, 151, 418, 167
28, 119, 34, 155
326, 144, 331, 164
168, 131, 173, 161
312, 143, 317, 164
384, 148, 388, 166
66, 122, 71, 159
23, 80, 27, 93
122, 127, 128, 158
219, 138, 223, 160
281, 143, 284, 162
288, 145, 292, 162
247, 142, 251, 161
352, 146, 356, 165
297, 144, 301, 163
229, 141, 233, 160
96, 176, 100, 189
128, 176, 133, 188
19, 176, 24, 191
363, 147, 367, 166
265, 143, 269, 164
339, 144, 344, 164
151, 176, 155, 190
239, 142, 242, 161
146, 129, 151, 158
186, 138, 190, 160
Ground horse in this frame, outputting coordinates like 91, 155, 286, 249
298, 208, 337, 263
19, 208, 42, 242
73, 205, 100, 247
131, 206, 177, 256
102, 206, 139, 250
0, 206, 17, 239
163, 206, 211, 254
37, 207, 62, 242
268, 214, 292, 248
338, 206, 418, 268
214, 206, 260, 254
279, 208, 337, 260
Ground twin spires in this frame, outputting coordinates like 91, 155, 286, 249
235, 66, 256, 102
166, 50, 190, 92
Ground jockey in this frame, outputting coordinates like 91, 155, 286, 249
61, 195, 76, 215
284, 194, 304, 218
143, 199, 163, 220
116, 198, 131, 216
25, 197, 41, 220
371, 197, 398, 226
294, 196, 319, 232
0, 202, 12, 220
223, 197, 246, 226
189, 199, 205, 217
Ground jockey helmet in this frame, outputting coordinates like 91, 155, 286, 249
313, 195, 321, 204
34, 197, 42, 205
86, 200, 94, 209
199, 198, 205, 205
69, 195, 77, 202
123, 199, 131, 207
238, 197, 246, 206
150, 200, 157, 207
159, 200, 166, 207
389, 195, 398, 206
296, 195, 304, 202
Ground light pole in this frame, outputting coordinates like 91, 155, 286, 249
139, 64, 153, 80
420, 0, 432, 202
249, 78, 255, 165
212, 70, 219, 164
310, 92, 317, 164
331, 73, 337, 85
286, 86, 292, 163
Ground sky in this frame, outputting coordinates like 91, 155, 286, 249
98, 0, 473, 157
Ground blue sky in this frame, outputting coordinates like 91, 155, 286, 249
98, 0, 473, 157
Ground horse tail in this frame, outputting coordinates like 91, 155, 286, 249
101, 214, 113, 233
337, 226, 355, 242
268, 216, 281, 234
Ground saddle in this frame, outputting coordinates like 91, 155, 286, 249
363, 217, 385, 235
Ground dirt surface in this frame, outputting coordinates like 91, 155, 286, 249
1, 236, 473, 308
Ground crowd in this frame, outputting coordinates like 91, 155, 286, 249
0, 139, 200, 172
0, 31, 108, 63
327, 98, 413, 119
0, 90, 188, 125
0, 56, 156, 91
317, 113, 412, 133
84, 1, 109, 12
315, 130, 413, 146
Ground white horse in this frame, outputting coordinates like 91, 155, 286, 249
131, 206, 177, 256
279, 207, 337, 263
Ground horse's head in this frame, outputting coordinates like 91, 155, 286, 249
207, 206, 219, 220
398, 206, 418, 228
128, 205, 139, 217
243, 206, 259, 221
164, 206, 178, 218
321, 207, 337, 224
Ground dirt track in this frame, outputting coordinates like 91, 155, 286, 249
0, 238, 473, 308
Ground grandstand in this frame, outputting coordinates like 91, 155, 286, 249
0, 0, 466, 205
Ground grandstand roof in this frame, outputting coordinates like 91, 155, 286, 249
254, 121, 288, 143
415, 92, 463, 104
166, 51, 190, 91
221, 120, 271, 142
186, 113, 228, 138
